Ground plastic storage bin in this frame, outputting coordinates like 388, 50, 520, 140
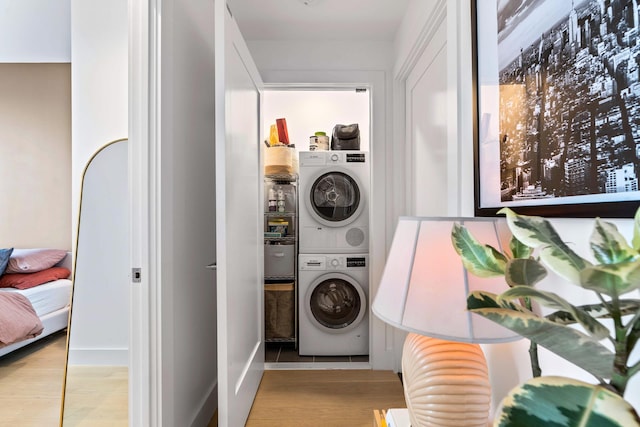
264, 243, 295, 277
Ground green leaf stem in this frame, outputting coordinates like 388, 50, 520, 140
546, 300, 640, 325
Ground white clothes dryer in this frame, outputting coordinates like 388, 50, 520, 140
298, 151, 369, 253
298, 253, 369, 356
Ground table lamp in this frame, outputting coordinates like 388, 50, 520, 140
372, 217, 521, 427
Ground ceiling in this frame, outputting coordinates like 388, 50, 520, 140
228, 0, 410, 42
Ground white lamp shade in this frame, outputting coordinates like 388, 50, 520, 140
372, 216, 521, 343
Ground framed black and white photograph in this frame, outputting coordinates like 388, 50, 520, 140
472, 0, 640, 217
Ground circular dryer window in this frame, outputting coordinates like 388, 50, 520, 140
310, 172, 361, 223
309, 278, 363, 330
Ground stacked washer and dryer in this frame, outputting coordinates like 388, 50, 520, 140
297, 151, 370, 356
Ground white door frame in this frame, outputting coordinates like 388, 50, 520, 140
129, 0, 162, 424
260, 72, 392, 370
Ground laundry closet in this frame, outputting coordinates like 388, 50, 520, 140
262, 89, 372, 366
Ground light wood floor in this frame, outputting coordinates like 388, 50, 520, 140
3, 332, 405, 426
242, 370, 406, 427
0, 330, 67, 426
62, 366, 128, 426
0, 331, 128, 426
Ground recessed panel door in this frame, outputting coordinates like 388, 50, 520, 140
215, 4, 264, 426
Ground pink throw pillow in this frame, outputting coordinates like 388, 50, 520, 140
0, 267, 71, 290
5, 248, 67, 273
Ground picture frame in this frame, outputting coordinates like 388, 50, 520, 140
472, 0, 640, 218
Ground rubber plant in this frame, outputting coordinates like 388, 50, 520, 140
451, 207, 640, 427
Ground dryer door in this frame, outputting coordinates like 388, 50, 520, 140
307, 170, 364, 227
305, 272, 367, 333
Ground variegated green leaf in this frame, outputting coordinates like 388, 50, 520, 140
498, 287, 610, 339
467, 289, 529, 313
537, 246, 590, 285
510, 235, 532, 259
546, 299, 640, 324
633, 207, 640, 251
451, 223, 507, 277
496, 376, 640, 427
505, 258, 547, 287
591, 218, 637, 264
499, 208, 590, 284
580, 261, 640, 297
468, 291, 614, 378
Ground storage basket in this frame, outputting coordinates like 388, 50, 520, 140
264, 282, 295, 339
265, 146, 297, 176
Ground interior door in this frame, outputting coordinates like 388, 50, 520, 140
215, 3, 265, 426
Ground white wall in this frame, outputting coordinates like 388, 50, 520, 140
0, 64, 71, 250
71, 0, 128, 209
263, 90, 370, 151
159, 0, 218, 424
0, 0, 70, 62
0, 1, 72, 251
404, 14, 448, 216
70, 0, 128, 364
393, 0, 439, 78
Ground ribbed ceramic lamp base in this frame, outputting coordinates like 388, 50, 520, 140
402, 333, 491, 427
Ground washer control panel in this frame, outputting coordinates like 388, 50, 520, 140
299, 151, 368, 167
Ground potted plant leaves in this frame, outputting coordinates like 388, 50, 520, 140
451, 207, 640, 427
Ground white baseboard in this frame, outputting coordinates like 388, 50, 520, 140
68, 347, 128, 365
190, 380, 218, 427
264, 361, 371, 370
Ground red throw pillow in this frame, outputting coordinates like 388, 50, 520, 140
0, 267, 71, 290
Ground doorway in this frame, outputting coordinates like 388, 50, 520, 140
262, 87, 372, 368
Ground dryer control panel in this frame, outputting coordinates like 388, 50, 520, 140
345, 153, 366, 163
299, 254, 368, 271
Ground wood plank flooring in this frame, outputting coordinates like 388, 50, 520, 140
243, 370, 406, 427
0, 331, 128, 426
0, 330, 67, 426
62, 366, 128, 426
3, 332, 405, 427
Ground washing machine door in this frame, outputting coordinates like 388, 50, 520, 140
307, 170, 364, 227
305, 273, 367, 333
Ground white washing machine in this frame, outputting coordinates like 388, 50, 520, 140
298, 151, 369, 253
298, 253, 369, 356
